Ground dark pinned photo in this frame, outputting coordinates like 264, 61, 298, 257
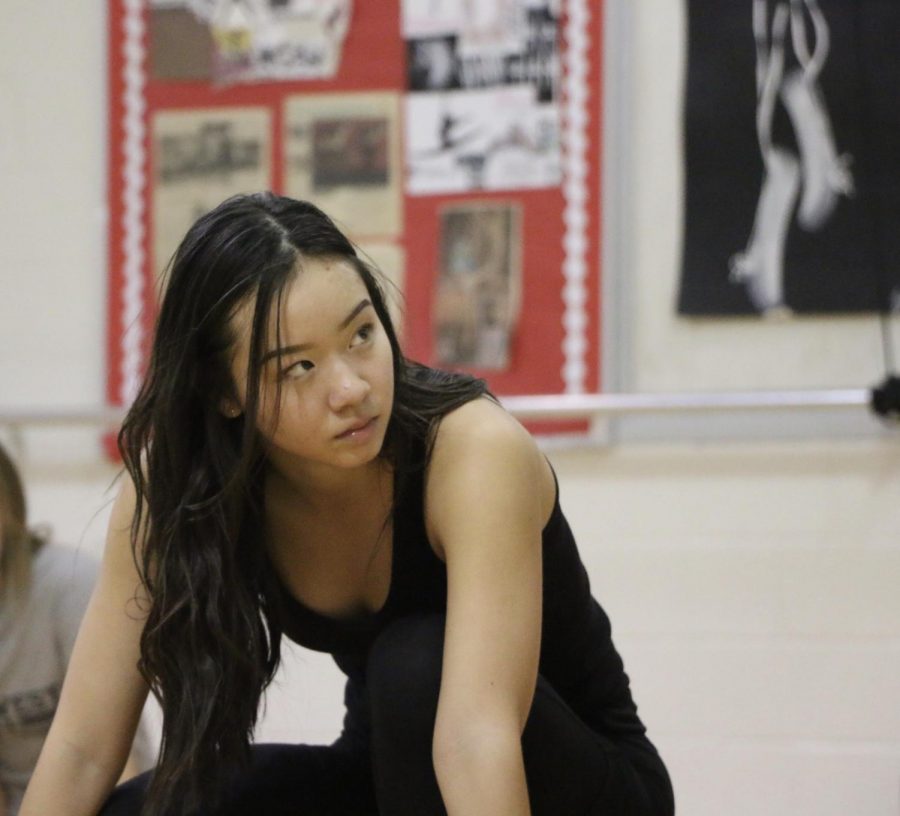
434, 202, 521, 369
312, 118, 390, 190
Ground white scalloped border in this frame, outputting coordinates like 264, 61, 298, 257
119, 0, 147, 406
561, 0, 590, 394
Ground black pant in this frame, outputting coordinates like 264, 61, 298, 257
101, 615, 674, 816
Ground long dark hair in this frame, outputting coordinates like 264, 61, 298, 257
118, 192, 489, 815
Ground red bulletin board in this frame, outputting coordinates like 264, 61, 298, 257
107, 1, 603, 436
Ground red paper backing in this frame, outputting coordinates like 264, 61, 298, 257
107, 0, 603, 445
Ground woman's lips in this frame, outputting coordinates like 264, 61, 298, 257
335, 416, 377, 440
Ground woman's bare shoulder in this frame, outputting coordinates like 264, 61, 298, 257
431, 395, 525, 445
425, 397, 555, 537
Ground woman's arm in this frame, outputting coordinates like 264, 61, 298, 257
20, 479, 151, 816
425, 399, 546, 816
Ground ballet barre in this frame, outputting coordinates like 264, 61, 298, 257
500, 388, 871, 420
0, 388, 872, 429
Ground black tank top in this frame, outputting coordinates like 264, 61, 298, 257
274, 436, 655, 753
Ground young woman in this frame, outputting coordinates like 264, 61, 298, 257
0, 443, 149, 816
21, 193, 674, 816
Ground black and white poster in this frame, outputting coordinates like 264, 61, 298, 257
679, 0, 900, 316
402, 0, 562, 195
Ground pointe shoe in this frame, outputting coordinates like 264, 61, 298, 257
730, 147, 800, 312
780, 68, 854, 231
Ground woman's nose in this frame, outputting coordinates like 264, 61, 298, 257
328, 367, 370, 410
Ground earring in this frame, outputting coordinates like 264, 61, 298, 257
221, 400, 241, 418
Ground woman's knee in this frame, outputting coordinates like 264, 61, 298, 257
366, 614, 445, 741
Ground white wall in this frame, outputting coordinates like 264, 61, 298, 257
0, 2, 108, 412
562, 439, 900, 815
2, 2, 899, 815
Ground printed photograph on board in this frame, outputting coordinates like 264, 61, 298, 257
312, 118, 389, 190
284, 92, 402, 239
434, 202, 522, 370
149, 1, 213, 81
406, 86, 560, 194
149, 0, 352, 85
402, 0, 561, 194
152, 108, 271, 283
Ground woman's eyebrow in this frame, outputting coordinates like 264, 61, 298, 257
337, 298, 373, 331
259, 299, 373, 364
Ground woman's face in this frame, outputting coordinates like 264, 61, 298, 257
227, 257, 395, 477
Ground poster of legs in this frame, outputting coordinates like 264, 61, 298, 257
679, 0, 900, 316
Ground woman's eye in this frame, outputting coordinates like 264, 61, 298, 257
283, 359, 315, 380
351, 322, 375, 346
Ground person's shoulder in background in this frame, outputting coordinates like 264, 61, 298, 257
31, 543, 100, 661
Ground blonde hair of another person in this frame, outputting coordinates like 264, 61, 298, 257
0, 443, 45, 604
